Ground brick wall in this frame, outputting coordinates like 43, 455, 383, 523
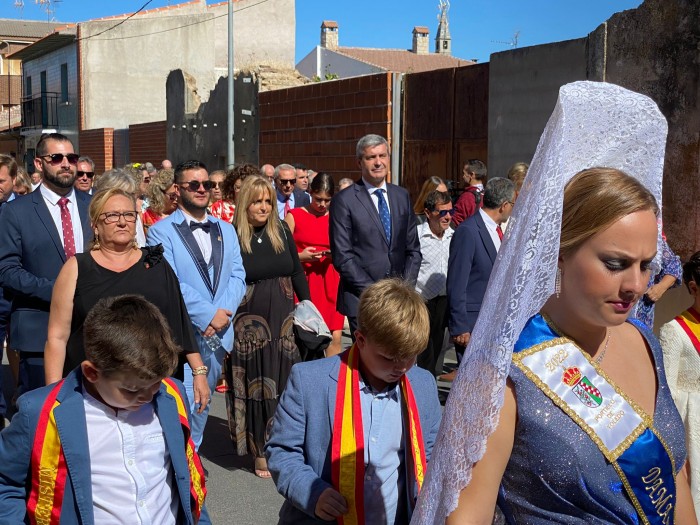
79, 128, 113, 174
259, 73, 393, 182
129, 121, 166, 165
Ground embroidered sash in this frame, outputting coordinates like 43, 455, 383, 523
674, 307, 700, 355
28, 379, 207, 524
330, 345, 427, 525
512, 315, 677, 525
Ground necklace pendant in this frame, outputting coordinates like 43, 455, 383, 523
257, 237, 262, 244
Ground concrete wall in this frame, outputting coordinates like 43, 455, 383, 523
209, 0, 295, 69
487, 38, 589, 179
259, 73, 393, 181
21, 42, 79, 141
296, 47, 384, 80
80, 14, 216, 130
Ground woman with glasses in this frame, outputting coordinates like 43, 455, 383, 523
44, 188, 211, 409
285, 172, 344, 356
227, 175, 310, 478
210, 164, 258, 223
142, 169, 179, 231
208, 170, 225, 207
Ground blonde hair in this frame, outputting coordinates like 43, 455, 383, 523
357, 278, 429, 359
413, 176, 446, 214
234, 175, 285, 254
146, 169, 175, 214
560, 167, 659, 258
88, 188, 137, 248
507, 162, 529, 192
13, 168, 32, 195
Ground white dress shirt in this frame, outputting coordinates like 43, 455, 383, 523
479, 208, 502, 252
416, 222, 454, 300
183, 214, 212, 264
83, 389, 177, 525
39, 184, 84, 252
362, 177, 392, 214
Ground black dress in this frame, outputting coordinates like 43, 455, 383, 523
64, 246, 199, 379
226, 221, 310, 457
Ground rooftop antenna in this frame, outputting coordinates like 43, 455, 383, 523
36, 0, 62, 23
492, 30, 520, 50
14, 0, 25, 18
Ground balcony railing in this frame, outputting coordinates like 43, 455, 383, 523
21, 91, 59, 129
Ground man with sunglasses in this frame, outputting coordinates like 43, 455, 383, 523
147, 159, 246, 450
415, 190, 454, 377
445, 177, 515, 380
0, 133, 92, 393
73, 155, 95, 194
274, 163, 310, 220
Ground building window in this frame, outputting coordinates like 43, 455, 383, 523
60, 64, 68, 102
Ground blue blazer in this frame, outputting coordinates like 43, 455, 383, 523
146, 209, 246, 352
0, 370, 211, 524
265, 354, 442, 525
446, 210, 497, 336
329, 179, 422, 317
0, 188, 92, 352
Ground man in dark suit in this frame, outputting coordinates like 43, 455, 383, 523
274, 163, 310, 219
0, 133, 92, 393
330, 134, 422, 336
445, 177, 515, 379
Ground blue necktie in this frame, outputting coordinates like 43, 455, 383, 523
375, 188, 391, 242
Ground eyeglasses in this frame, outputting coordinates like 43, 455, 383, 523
99, 211, 138, 224
179, 180, 214, 192
434, 208, 453, 217
77, 170, 94, 179
506, 201, 515, 207
165, 192, 178, 200
278, 179, 296, 186
210, 182, 222, 189
39, 153, 80, 165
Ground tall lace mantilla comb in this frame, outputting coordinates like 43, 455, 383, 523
411, 81, 668, 524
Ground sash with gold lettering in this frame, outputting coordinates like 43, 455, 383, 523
28, 379, 207, 524
512, 315, 678, 525
330, 344, 427, 525
674, 307, 700, 354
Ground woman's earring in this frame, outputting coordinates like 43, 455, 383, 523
93, 232, 100, 250
555, 267, 562, 298
132, 237, 139, 249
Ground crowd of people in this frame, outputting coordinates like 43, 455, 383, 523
0, 79, 697, 525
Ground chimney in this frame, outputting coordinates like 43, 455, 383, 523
412, 26, 429, 54
321, 21, 339, 51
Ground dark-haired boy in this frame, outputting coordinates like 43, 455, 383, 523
266, 279, 442, 524
0, 294, 210, 524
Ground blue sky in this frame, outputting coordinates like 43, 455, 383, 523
2, 0, 644, 64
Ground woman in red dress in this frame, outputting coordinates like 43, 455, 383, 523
285, 172, 344, 356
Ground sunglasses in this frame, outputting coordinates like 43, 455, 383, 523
434, 208, 453, 217
165, 192, 178, 200
39, 153, 80, 165
210, 182, 222, 189
99, 211, 138, 224
77, 170, 95, 179
179, 180, 214, 192
279, 178, 296, 186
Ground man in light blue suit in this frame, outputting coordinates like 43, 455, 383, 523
147, 160, 246, 449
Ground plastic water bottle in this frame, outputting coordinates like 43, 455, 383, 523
203, 334, 222, 351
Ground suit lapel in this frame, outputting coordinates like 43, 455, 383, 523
475, 212, 497, 263
209, 221, 223, 296
327, 358, 341, 426
355, 181, 389, 246
172, 219, 215, 298
386, 184, 400, 248
32, 190, 66, 261
53, 374, 95, 525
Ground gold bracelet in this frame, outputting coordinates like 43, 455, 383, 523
192, 365, 208, 376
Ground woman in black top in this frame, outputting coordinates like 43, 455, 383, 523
44, 188, 210, 410
228, 175, 310, 478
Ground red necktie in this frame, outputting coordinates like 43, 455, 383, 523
284, 199, 291, 217
58, 197, 76, 259
496, 224, 504, 241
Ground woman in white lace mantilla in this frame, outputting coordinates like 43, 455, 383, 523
412, 82, 697, 525
660, 252, 700, 524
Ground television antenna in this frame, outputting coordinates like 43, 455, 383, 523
35, 0, 62, 23
14, 0, 24, 17
492, 30, 520, 49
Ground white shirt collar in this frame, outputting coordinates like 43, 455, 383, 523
479, 207, 499, 230
362, 177, 388, 194
40, 183, 75, 206
418, 220, 454, 240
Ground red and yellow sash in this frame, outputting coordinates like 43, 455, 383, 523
27, 378, 207, 525
675, 307, 700, 355
330, 345, 427, 525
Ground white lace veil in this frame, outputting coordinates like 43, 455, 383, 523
412, 81, 668, 524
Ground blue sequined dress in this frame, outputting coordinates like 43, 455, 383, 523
502, 316, 687, 524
